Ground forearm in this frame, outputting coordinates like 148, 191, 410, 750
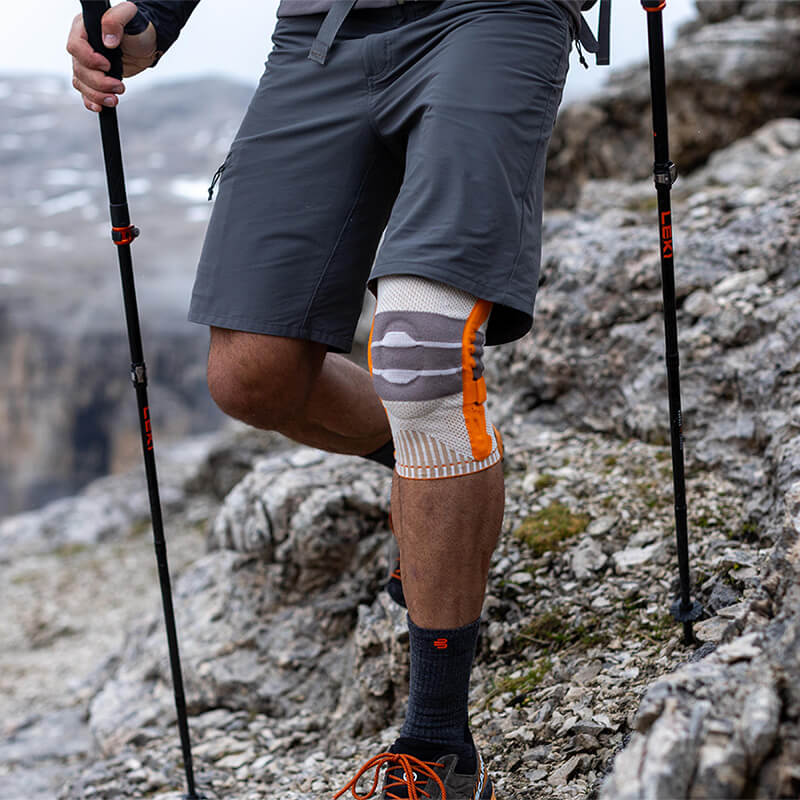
130, 1, 201, 58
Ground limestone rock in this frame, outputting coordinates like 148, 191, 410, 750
547, 6, 800, 206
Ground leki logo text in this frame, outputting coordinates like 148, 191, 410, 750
661, 211, 673, 259
143, 407, 153, 451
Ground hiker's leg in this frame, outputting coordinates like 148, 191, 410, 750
391, 463, 504, 627
370, 275, 505, 748
207, 327, 391, 456
390, 463, 503, 747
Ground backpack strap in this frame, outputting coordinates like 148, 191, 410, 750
578, 0, 611, 66
308, 0, 359, 65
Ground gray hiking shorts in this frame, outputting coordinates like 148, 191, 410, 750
188, 0, 572, 351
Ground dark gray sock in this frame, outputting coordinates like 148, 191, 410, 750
400, 615, 480, 749
362, 438, 395, 470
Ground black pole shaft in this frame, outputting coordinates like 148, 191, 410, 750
80, 3, 199, 795
642, 1, 701, 645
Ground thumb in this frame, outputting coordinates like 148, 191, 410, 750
101, 1, 139, 49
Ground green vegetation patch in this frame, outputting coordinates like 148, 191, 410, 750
54, 542, 90, 558
514, 502, 590, 557
515, 608, 609, 653
736, 520, 760, 543
485, 657, 552, 708
534, 473, 558, 491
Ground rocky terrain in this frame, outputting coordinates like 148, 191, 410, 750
546, 0, 800, 206
2, 3, 800, 799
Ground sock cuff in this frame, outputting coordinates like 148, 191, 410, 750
407, 614, 480, 656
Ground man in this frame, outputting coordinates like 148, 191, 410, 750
68, 2, 583, 796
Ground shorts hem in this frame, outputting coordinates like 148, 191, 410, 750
187, 308, 353, 353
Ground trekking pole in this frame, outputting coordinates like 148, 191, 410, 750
79, 3, 201, 796
641, 0, 703, 645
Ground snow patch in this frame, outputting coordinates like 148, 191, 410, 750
9, 94, 34, 109
0, 228, 28, 247
21, 114, 57, 132
127, 178, 152, 196
40, 231, 61, 248
169, 177, 209, 203
45, 169, 94, 187
1, 134, 23, 150
186, 206, 211, 223
33, 78, 65, 96
39, 191, 94, 217
191, 129, 213, 150
0, 268, 20, 285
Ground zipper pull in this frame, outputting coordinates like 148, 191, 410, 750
208, 160, 227, 201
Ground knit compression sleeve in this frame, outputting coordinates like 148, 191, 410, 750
128, 1, 201, 57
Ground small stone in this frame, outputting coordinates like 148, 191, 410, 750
683, 289, 720, 318
592, 713, 616, 731
715, 633, 761, 664
216, 751, 255, 769
694, 616, 731, 645
574, 720, 605, 737
587, 515, 618, 536
547, 755, 581, 786
712, 268, 768, 297
573, 733, 601, 751
574, 661, 602, 684
288, 449, 326, 468
557, 714, 580, 735
571, 538, 608, 580
707, 581, 740, 612
715, 602, 749, 621
612, 542, 662, 573
712, 548, 757, 570
628, 528, 660, 547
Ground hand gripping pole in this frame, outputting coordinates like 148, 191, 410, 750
79, 3, 201, 796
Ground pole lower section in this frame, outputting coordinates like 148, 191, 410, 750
642, 0, 703, 645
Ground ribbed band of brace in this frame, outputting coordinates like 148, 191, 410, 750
370, 276, 502, 480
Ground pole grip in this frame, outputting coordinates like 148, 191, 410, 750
80, 1, 123, 80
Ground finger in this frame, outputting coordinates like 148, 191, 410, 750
72, 72, 121, 110
66, 13, 111, 72
83, 95, 103, 114
72, 56, 124, 95
100, 1, 140, 49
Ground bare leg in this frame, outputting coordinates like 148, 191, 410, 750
391, 463, 504, 628
207, 328, 391, 456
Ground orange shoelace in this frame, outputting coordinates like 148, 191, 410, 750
333, 752, 447, 800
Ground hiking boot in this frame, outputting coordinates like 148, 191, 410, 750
334, 738, 495, 799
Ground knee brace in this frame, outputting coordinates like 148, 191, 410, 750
369, 276, 502, 480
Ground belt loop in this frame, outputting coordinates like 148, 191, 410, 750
308, 0, 359, 65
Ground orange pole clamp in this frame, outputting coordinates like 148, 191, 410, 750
112, 224, 139, 246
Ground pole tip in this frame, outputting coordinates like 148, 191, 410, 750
670, 597, 704, 623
